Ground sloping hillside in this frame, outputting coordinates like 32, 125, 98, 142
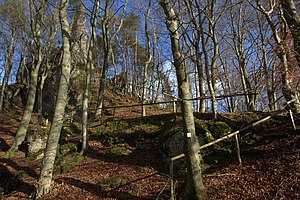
0, 97, 299, 199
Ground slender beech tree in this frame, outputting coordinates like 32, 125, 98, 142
36, 0, 72, 196
9, 0, 48, 151
229, 1, 256, 111
142, 0, 153, 116
281, 0, 300, 66
0, 27, 16, 111
255, 9, 278, 111
159, 0, 206, 199
0, 0, 26, 111
37, 2, 60, 124
252, 0, 300, 113
183, 0, 206, 113
81, 0, 100, 155
95, 0, 127, 118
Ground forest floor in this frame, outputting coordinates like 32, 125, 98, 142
0, 106, 299, 199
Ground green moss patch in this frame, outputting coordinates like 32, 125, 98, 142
99, 176, 128, 190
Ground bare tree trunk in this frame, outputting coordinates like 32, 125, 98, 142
10, 0, 47, 150
81, 0, 100, 155
220, 56, 235, 112
36, 0, 72, 196
37, 5, 59, 125
184, 0, 206, 113
142, 0, 153, 117
37, 72, 47, 125
208, 8, 219, 118
0, 28, 15, 111
278, 46, 300, 112
229, 5, 256, 112
159, 1, 206, 199
132, 34, 137, 97
195, 46, 206, 113
255, 0, 300, 113
281, 0, 300, 66
95, 0, 127, 118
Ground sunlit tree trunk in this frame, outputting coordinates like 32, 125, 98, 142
159, 1, 206, 199
142, 0, 153, 117
10, 0, 47, 150
184, 0, 206, 113
281, 0, 300, 66
208, 2, 219, 118
255, 0, 300, 113
95, 0, 127, 118
36, 0, 72, 196
81, 0, 100, 155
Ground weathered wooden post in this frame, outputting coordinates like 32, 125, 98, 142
288, 110, 296, 130
169, 159, 175, 200
172, 99, 177, 113
234, 134, 242, 165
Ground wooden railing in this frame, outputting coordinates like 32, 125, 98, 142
167, 99, 297, 200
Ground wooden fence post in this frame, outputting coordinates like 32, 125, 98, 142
170, 159, 175, 200
289, 110, 297, 130
234, 134, 242, 165
173, 99, 177, 113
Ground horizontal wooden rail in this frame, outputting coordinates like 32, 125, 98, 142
170, 115, 271, 161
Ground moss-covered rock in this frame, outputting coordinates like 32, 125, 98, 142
61, 155, 84, 173
26, 127, 49, 160
99, 176, 128, 190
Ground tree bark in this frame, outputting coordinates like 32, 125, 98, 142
256, 0, 300, 113
159, 1, 206, 199
281, 0, 300, 66
0, 28, 15, 111
36, 0, 72, 197
95, 0, 127, 118
81, 0, 100, 155
142, 0, 153, 117
10, 0, 47, 150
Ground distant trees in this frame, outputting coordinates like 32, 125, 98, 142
0, 0, 27, 110
95, 0, 128, 118
252, 0, 300, 113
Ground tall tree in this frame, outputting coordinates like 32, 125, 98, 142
0, 0, 26, 111
37, 1, 60, 125
0, 27, 16, 111
183, 0, 206, 113
281, 0, 300, 66
229, 1, 256, 111
252, 0, 300, 113
9, 0, 48, 150
95, 0, 127, 118
142, 0, 153, 116
159, 0, 206, 199
80, 0, 100, 155
36, 0, 72, 196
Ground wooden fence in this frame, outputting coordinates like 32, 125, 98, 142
168, 99, 297, 200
